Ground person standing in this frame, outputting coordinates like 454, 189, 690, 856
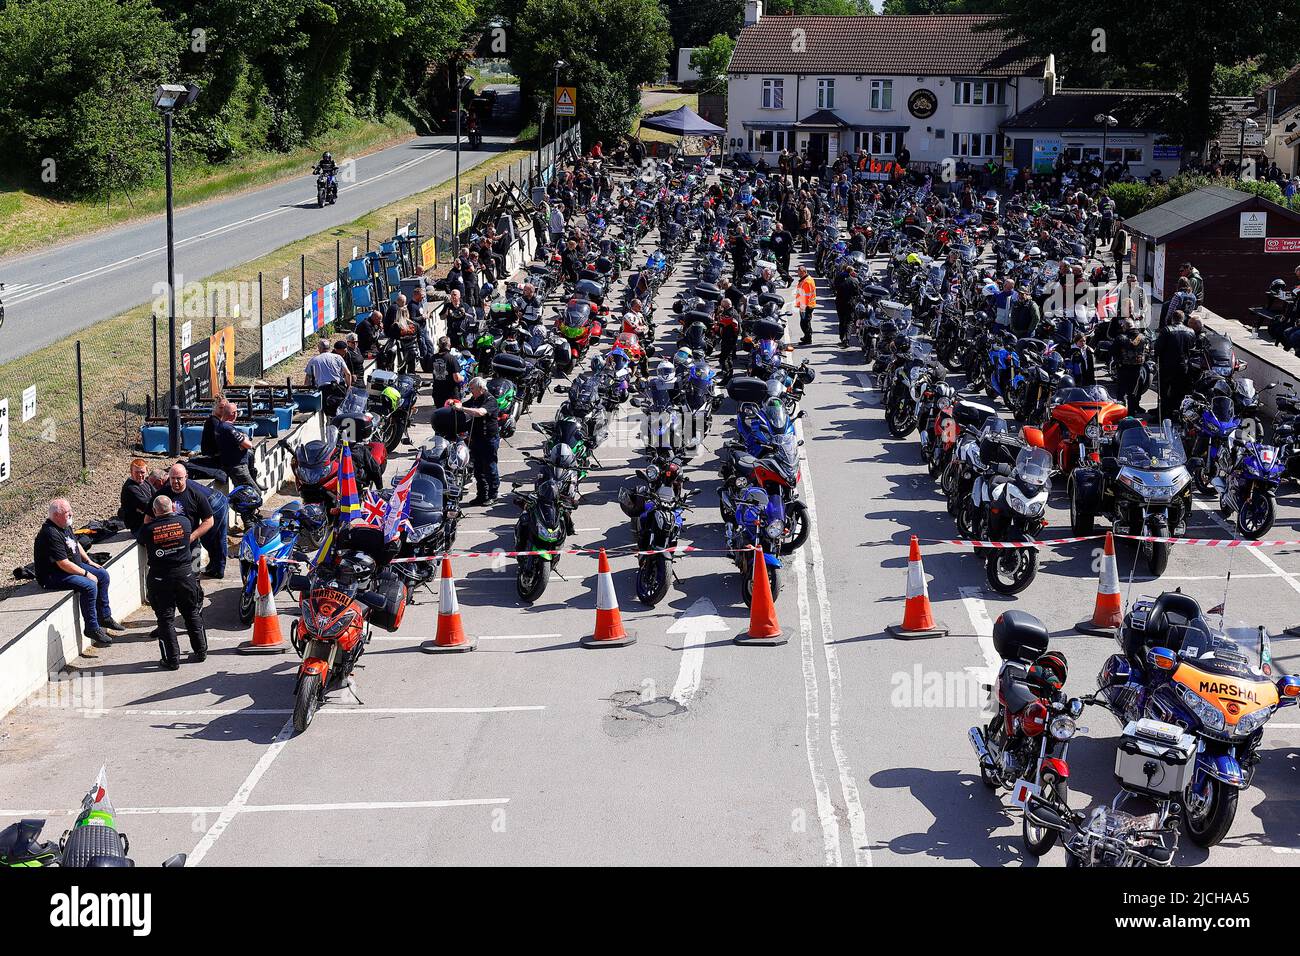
769, 221, 793, 282
1110, 219, 1130, 282
429, 336, 464, 408
1178, 262, 1204, 306
548, 203, 566, 250
35, 499, 124, 647
442, 289, 470, 350
832, 265, 860, 348
1114, 318, 1150, 416
461, 377, 500, 505
304, 338, 353, 414
213, 400, 257, 490
118, 459, 155, 534
1155, 309, 1195, 420
139, 496, 207, 670
794, 265, 817, 345
156, 464, 215, 576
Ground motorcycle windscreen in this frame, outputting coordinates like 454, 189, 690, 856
1117, 423, 1186, 469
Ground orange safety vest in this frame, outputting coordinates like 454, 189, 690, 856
795, 275, 817, 309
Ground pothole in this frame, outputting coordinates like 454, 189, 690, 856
622, 696, 686, 719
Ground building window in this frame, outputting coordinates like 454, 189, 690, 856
869, 79, 893, 111
951, 132, 998, 158
817, 79, 835, 110
954, 80, 1003, 106
761, 78, 784, 110
1064, 145, 1101, 163
856, 131, 896, 155
748, 129, 791, 153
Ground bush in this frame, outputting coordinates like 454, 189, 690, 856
1102, 182, 1151, 218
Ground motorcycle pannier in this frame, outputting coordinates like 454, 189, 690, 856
991, 609, 1049, 663
1114, 719, 1196, 798
726, 376, 771, 405
491, 352, 529, 380
751, 318, 786, 342
694, 282, 722, 303
370, 571, 408, 633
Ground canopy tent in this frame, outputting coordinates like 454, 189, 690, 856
638, 105, 725, 137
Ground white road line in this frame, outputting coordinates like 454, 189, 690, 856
959, 586, 1000, 688
1160, 573, 1277, 581
0, 798, 509, 817
188, 718, 293, 866
77, 705, 547, 717
666, 597, 727, 707
797, 417, 871, 867
479, 633, 563, 641
1192, 501, 1300, 598
793, 530, 843, 865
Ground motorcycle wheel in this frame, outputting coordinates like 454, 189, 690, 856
1191, 458, 1216, 496
238, 590, 256, 626
741, 560, 782, 607
636, 555, 671, 606
782, 500, 810, 554
985, 547, 1037, 595
956, 500, 978, 540
1068, 480, 1095, 535
293, 672, 322, 735
1146, 517, 1171, 577
886, 400, 912, 438
1184, 778, 1238, 848
1022, 779, 1066, 856
516, 556, 550, 604
1236, 493, 1274, 540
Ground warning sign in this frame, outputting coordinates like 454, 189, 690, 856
1240, 211, 1267, 239
555, 86, 577, 116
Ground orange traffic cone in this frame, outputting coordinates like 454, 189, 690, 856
735, 546, 786, 646
1076, 531, 1123, 636
581, 549, 637, 648
887, 536, 948, 639
238, 555, 288, 654
422, 557, 477, 653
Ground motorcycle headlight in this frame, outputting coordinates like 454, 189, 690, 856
764, 520, 784, 538
1234, 704, 1275, 738
1049, 716, 1076, 741
320, 609, 358, 639
1084, 422, 1101, 442
1005, 482, 1045, 518
1178, 685, 1226, 733
239, 539, 254, 563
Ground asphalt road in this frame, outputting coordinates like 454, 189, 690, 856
0, 128, 515, 364
5, 229, 1300, 867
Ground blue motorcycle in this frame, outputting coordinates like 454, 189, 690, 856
985, 333, 1024, 407
229, 486, 325, 625
720, 485, 784, 606
1217, 434, 1283, 539
1182, 393, 1239, 495
1096, 591, 1300, 847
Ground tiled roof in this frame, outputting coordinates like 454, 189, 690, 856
727, 13, 1045, 78
1001, 89, 1177, 131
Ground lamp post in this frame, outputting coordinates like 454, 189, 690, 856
454, 63, 462, 235
1095, 112, 1118, 181
153, 82, 201, 455
553, 59, 567, 158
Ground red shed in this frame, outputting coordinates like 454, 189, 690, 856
1123, 185, 1300, 321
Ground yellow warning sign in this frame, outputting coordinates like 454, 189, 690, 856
555, 86, 577, 116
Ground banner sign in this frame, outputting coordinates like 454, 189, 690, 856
180, 326, 235, 407
301, 281, 339, 339
1265, 237, 1300, 253
421, 236, 437, 269
263, 308, 304, 371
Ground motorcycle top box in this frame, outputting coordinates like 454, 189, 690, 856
756, 291, 784, 311
751, 318, 786, 342
1115, 718, 1196, 798
992, 609, 1049, 663
726, 375, 773, 405
491, 352, 529, 381
694, 282, 722, 302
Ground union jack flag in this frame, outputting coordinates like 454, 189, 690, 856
383, 463, 418, 543
357, 491, 387, 529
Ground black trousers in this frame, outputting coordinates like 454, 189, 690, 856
1116, 365, 1144, 416
147, 570, 207, 666
801, 307, 814, 342
835, 301, 852, 342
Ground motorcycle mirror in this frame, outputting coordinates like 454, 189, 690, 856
162, 853, 188, 868
1146, 646, 1178, 672
288, 573, 310, 592
796, 410, 806, 419
553, 384, 569, 393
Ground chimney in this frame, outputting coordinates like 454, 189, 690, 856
1043, 54, 1057, 96
744, 0, 763, 26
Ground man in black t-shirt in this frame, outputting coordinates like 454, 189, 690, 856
429, 337, 464, 408
35, 498, 123, 646
213, 400, 256, 490
461, 377, 499, 505
118, 459, 155, 533
139, 496, 207, 669
154, 464, 214, 575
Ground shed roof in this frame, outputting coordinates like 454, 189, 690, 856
1124, 185, 1300, 243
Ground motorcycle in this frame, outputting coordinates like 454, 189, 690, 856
1, 768, 186, 867
292, 426, 388, 513
512, 471, 576, 603
720, 484, 784, 606
968, 610, 1083, 856
1041, 384, 1127, 476
1180, 393, 1239, 496
1095, 591, 1300, 846
977, 444, 1051, 594
1070, 420, 1191, 576
229, 486, 325, 625
1216, 431, 1283, 539
315, 168, 338, 207
620, 456, 693, 606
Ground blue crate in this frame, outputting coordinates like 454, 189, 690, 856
140, 424, 170, 454
250, 415, 279, 437
274, 405, 295, 431
181, 424, 204, 452
293, 390, 322, 412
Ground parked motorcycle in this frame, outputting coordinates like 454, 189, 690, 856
229, 486, 325, 625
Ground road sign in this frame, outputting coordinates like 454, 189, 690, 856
21, 385, 36, 423
555, 86, 577, 116
456, 197, 473, 231
0, 400, 9, 484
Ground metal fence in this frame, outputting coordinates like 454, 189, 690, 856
0, 124, 582, 537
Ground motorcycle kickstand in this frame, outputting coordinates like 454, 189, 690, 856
344, 675, 365, 706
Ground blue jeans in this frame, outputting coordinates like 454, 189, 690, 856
201, 492, 229, 575
472, 437, 499, 498
42, 565, 113, 632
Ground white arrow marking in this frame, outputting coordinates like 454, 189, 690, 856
667, 597, 728, 707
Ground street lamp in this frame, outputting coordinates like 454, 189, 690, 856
1095, 112, 1118, 181
553, 60, 568, 158
153, 82, 201, 455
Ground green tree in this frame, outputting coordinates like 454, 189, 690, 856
763, 0, 874, 14
663, 0, 744, 49
0, 0, 181, 196
690, 34, 735, 94
881, 0, 998, 12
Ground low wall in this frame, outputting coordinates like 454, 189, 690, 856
0, 410, 322, 719
1201, 311, 1300, 426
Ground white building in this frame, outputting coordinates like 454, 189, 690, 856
725, 3, 1048, 174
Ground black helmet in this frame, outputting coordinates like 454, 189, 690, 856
322, 152, 333, 163
420, 436, 451, 464
1271, 278, 1288, 295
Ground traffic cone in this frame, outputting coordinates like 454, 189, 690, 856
581, 549, 637, 648
1076, 531, 1123, 636
238, 555, 288, 654
422, 557, 477, 653
735, 546, 787, 646
886, 536, 948, 639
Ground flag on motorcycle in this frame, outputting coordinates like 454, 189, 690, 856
337, 442, 361, 526
357, 491, 388, 530
382, 463, 418, 543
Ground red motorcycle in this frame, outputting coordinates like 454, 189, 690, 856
555, 298, 604, 364
291, 427, 388, 514
287, 527, 407, 733
1041, 384, 1126, 475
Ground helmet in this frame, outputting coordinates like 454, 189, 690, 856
674, 348, 692, 366
1272, 278, 1288, 295
618, 478, 649, 518
981, 281, 999, 297
590, 355, 604, 372
228, 485, 264, 516
322, 152, 333, 163
546, 442, 578, 471
655, 360, 675, 379
1028, 650, 1068, 692
420, 436, 451, 464
906, 253, 922, 266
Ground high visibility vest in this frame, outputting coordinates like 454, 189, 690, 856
795, 276, 817, 309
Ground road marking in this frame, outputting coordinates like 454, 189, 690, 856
797, 417, 871, 867
479, 633, 563, 641
77, 705, 547, 717
793, 531, 843, 865
1192, 501, 1300, 599
959, 586, 1000, 689
188, 718, 293, 866
667, 597, 727, 707
0, 798, 510, 817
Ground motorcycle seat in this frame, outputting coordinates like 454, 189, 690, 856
999, 668, 1040, 716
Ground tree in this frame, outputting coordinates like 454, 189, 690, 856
988, 0, 1300, 152
763, 0, 874, 14
690, 34, 735, 94
880, 0, 997, 12
663, 0, 743, 49
0, 0, 181, 196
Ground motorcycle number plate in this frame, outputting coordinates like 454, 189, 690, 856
1010, 778, 1040, 808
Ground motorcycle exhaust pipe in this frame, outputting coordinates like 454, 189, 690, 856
968, 726, 993, 766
